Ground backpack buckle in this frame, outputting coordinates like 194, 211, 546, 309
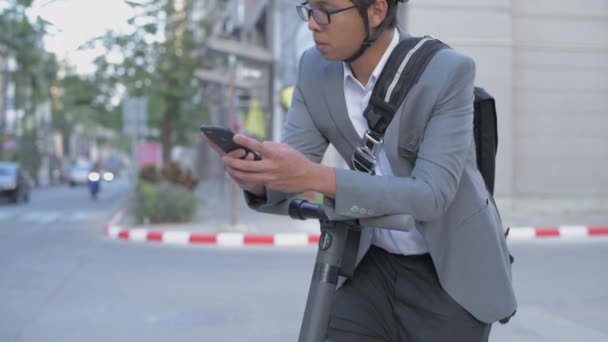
351, 130, 383, 175
362, 130, 383, 154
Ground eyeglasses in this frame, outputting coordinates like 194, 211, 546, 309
296, 1, 357, 26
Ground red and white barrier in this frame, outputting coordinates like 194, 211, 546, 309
104, 219, 608, 247
104, 225, 321, 247
104, 210, 608, 246
507, 226, 608, 240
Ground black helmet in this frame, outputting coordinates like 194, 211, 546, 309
344, 0, 408, 63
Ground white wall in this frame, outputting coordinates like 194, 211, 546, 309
407, 0, 608, 195
512, 0, 608, 195
406, 0, 515, 195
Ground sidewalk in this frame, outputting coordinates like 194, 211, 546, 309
113, 180, 320, 234
105, 179, 608, 246
495, 195, 608, 227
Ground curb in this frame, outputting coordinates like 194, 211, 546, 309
104, 226, 321, 247
104, 211, 608, 247
103, 210, 321, 247
507, 226, 608, 240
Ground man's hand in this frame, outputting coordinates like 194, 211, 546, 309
201, 133, 266, 196
222, 134, 336, 197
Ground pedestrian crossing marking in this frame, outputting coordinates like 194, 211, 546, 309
1, 211, 101, 223
66, 212, 99, 221
22, 212, 62, 224
0, 212, 16, 221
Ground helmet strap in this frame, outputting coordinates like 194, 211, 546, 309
343, 4, 390, 63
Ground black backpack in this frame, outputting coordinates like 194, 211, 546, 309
356, 36, 498, 195
472, 87, 498, 195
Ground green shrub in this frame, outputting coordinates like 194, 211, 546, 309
132, 181, 197, 224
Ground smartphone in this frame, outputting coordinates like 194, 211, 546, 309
200, 125, 261, 160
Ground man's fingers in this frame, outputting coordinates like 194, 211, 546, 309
225, 166, 267, 184
223, 154, 267, 172
226, 148, 248, 160
242, 151, 257, 161
233, 134, 268, 157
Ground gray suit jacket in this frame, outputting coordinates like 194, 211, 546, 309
246, 42, 517, 324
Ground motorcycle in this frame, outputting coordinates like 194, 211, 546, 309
87, 171, 101, 200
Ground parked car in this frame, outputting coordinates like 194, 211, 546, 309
67, 164, 92, 186
0, 161, 31, 204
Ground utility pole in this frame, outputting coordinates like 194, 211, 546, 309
123, 97, 147, 180
271, 0, 283, 142
227, 55, 238, 226
0, 58, 7, 161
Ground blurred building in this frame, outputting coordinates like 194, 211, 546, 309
0, 53, 16, 158
195, 0, 274, 131
192, 0, 275, 179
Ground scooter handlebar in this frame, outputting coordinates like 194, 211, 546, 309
289, 199, 328, 221
289, 199, 417, 231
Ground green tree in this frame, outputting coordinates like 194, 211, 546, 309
56, 74, 121, 132
89, 0, 212, 165
52, 72, 127, 159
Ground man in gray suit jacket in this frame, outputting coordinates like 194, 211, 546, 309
211, 0, 517, 340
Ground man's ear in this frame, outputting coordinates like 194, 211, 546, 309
367, 0, 388, 29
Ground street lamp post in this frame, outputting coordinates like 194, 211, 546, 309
227, 55, 238, 226
271, 0, 283, 142
0, 58, 7, 161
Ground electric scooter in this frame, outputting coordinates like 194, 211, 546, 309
289, 199, 360, 342
289, 199, 413, 342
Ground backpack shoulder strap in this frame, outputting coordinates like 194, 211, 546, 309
363, 36, 450, 135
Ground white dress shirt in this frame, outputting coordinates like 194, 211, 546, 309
342, 30, 429, 256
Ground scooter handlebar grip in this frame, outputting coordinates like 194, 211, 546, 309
289, 199, 328, 221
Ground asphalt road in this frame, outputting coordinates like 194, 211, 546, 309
1, 180, 607, 342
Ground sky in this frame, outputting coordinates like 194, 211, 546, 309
27, 0, 138, 74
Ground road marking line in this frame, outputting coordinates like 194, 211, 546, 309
103, 224, 608, 247
106, 226, 121, 239
217, 233, 244, 247
189, 233, 217, 244
0, 212, 16, 220
244, 235, 274, 245
559, 226, 588, 238
107, 210, 124, 226
508, 227, 536, 240
146, 231, 163, 241
274, 234, 309, 246
118, 229, 129, 239
21, 212, 61, 224
163, 231, 191, 245
67, 212, 98, 221
535, 227, 560, 237
589, 226, 608, 236
129, 229, 149, 242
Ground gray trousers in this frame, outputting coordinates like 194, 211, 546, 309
326, 246, 491, 342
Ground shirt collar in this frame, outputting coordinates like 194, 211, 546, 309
343, 29, 400, 87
